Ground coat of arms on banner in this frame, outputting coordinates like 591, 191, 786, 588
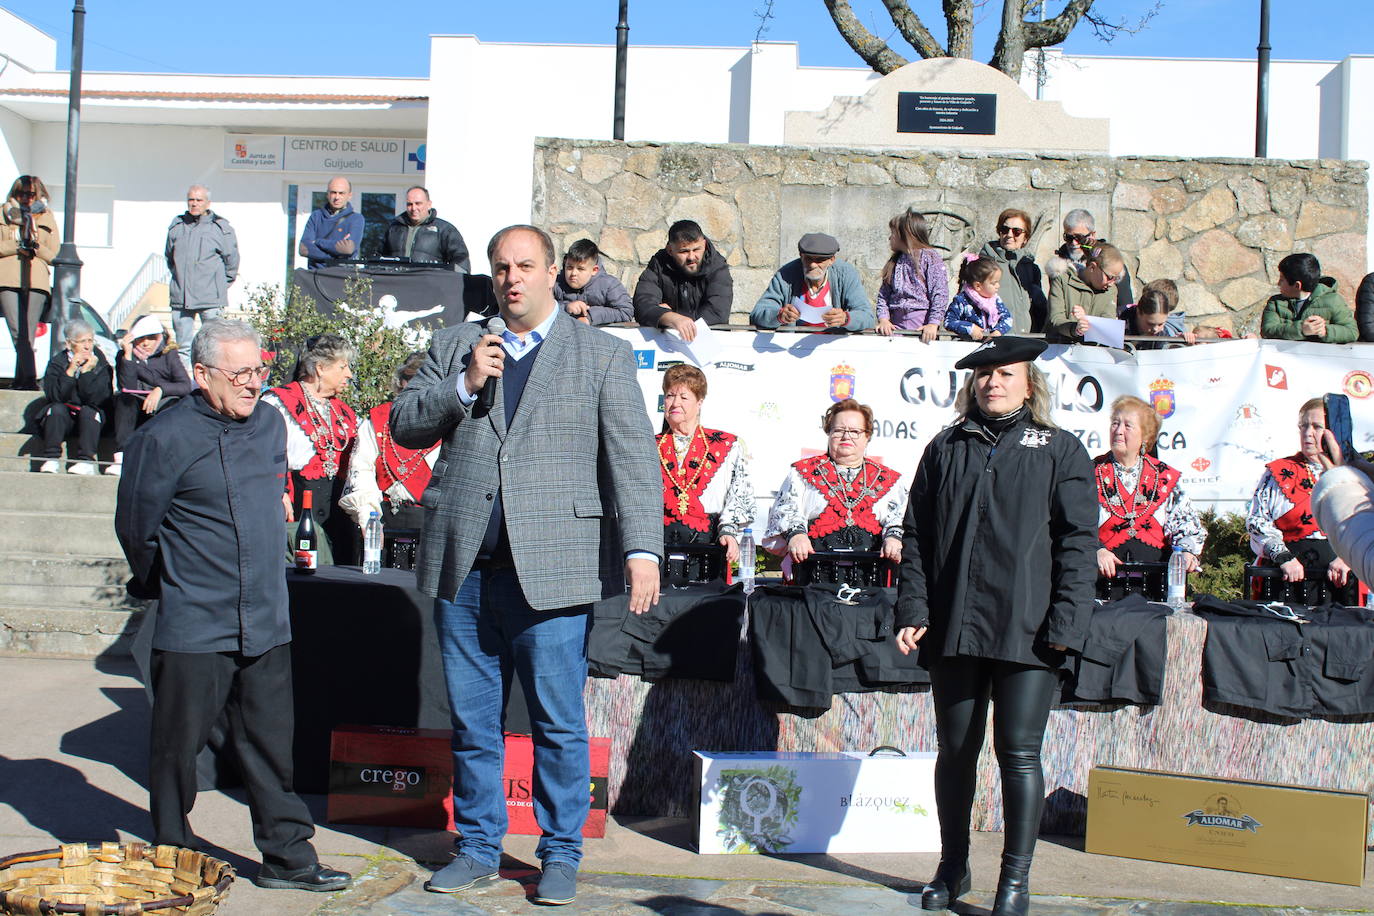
1150, 377, 1175, 419
830, 364, 856, 402
1343, 370, 1373, 399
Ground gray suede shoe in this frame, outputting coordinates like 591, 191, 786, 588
425, 854, 498, 893
533, 861, 578, 905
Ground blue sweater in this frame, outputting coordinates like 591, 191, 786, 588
300, 203, 365, 268
750, 258, 874, 331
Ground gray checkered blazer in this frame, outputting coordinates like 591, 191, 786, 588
390, 312, 663, 608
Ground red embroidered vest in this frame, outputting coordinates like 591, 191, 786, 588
371, 402, 436, 503
794, 455, 899, 538
1094, 454, 1180, 550
271, 382, 358, 481
658, 428, 736, 532
1266, 454, 1320, 541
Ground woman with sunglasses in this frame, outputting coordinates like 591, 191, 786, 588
978, 208, 1046, 334
264, 333, 359, 565
0, 175, 60, 389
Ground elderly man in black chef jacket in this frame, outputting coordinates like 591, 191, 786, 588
114, 318, 351, 893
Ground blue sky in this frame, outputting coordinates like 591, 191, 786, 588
3, 1, 1370, 76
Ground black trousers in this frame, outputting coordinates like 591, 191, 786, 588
39, 402, 102, 459
149, 646, 318, 868
113, 393, 181, 452
929, 657, 1059, 861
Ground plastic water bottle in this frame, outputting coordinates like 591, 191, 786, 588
739, 527, 756, 595
1166, 546, 1187, 608
363, 511, 384, 575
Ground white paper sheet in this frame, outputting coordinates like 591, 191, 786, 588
1084, 316, 1126, 349
792, 294, 830, 326
661, 319, 723, 366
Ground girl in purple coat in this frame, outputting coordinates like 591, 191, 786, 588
876, 210, 949, 340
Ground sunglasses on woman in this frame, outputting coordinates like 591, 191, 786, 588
997, 225, 1027, 238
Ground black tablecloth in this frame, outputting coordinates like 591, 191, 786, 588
134, 565, 529, 795
291, 265, 496, 330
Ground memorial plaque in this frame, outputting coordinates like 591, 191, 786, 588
897, 92, 997, 135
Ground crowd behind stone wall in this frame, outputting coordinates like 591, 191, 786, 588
533, 138, 1369, 333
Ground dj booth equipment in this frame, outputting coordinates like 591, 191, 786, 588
290, 263, 496, 328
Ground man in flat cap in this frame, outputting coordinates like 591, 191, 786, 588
751, 233, 874, 331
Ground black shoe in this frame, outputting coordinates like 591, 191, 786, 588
255, 861, 352, 892
990, 852, 1032, 916
920, 860, 971, 911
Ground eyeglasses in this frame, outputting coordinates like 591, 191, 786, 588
207, 364, 271, 386
829, 428, 867, 439
1064, 232, 1093, 244
997, 225, 1027, 238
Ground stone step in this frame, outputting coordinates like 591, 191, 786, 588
0, 582, 146, 610
0, 389, 44, 434
0, 509, 121, 557
0, 468, 119, 512
3, 553, 131, 586
0, 603, 141, 657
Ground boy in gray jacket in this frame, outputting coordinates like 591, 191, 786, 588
553, 238, 633, 325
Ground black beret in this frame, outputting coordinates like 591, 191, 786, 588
797, 232, 840, 257
953, 335, 1049, 370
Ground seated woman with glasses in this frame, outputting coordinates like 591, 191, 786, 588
263, 333, 359, 565
1045, 243, 1128, 344
1047, 208, 1134, 315
978, 208, 1046, 334
763, 399, 906, 583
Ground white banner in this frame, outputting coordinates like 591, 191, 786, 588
605, 330, 1374, 515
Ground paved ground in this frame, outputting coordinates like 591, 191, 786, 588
0, 655, 1370, 915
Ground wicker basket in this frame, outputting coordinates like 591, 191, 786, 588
0, 842, 233, 915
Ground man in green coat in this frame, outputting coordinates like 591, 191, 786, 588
1262, 253, 1357, 343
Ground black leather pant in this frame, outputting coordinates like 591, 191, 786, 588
929, 657, 1059, 861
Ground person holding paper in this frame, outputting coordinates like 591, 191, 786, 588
750, 232, 873, 331
109, 314, 193, 477
633, 219, 733, 343
1045, 243, 1126, 343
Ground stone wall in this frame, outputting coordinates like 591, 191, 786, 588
533, 138, 1368, 331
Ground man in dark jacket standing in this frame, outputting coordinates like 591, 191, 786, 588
165, 185, 238, 373
632, 219, 733, 342
115, 319, 351, 893
381, 186, 470, 272
299, 176, 364, 269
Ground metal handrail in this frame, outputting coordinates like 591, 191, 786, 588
105, 252, 169, 330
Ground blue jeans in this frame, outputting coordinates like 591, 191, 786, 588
435, 568, 591, 868
172, 306, 220, 370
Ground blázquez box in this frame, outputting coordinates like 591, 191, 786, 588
692, 750, 937, 854
1086, 766, 1369, 886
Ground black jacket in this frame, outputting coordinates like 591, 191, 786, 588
632, 240, 733, 328
42, 349, 113, 409
116, 340, 192, 397
380, 208, 470, 272
896, 412, 1098, 667
1356, 271, 1374, 342
115, 394, 291, 657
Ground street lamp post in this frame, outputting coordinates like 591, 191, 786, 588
49, 0, 86, 344
613, 0, 628, 141
1255, 0, 1270, 158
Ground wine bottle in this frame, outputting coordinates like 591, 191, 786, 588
294, 489, 319, 574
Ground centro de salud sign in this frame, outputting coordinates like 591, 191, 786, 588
896, 92, 997, 135
224, 134, 425, 174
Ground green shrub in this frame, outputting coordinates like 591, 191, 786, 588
243, 278, 430, 414
1193, 508, 1251, 601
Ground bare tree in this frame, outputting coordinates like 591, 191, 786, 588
823, 0, 1161, 81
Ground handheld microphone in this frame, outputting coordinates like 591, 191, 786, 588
477, 316, 506, 413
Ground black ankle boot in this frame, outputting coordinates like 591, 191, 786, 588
990, 852, 1032, 916
920, 859, 971, 911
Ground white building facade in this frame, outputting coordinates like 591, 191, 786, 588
0, 7, 1369, 323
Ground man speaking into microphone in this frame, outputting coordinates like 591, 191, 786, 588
391, 224, 661, 906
